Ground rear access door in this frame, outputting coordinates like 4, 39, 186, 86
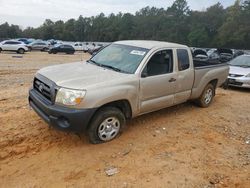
174, 48, 194, 104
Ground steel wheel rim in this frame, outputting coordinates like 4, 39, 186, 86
98, 117, 120, 141
204, 88, 213, 104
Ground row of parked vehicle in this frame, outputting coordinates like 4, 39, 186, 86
191, 48, 246, 63
0, 38, 108, 55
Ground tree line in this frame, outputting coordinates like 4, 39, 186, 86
0, 0, 249, 49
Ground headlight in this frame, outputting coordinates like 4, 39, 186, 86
55, 88, 86, 106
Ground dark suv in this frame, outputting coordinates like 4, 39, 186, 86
48, 44, 75, 54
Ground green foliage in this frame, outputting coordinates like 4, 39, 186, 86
0, 0, 249, 49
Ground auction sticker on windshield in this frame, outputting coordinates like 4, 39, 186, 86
130, 50, 146, 56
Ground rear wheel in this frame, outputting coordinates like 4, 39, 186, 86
17, 48, 25, 54
0, 48, 2, 53
88, 107, 126, 144
196, 83, 215, 108
42, 47, 48, 52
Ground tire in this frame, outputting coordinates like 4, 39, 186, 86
42, 47, 48, 52
222, 79, 229, 90
48, 51, 52, 54
17, 48, 25, 54
53, 51, 57, 54
196, 83, 215, 108
88, 107, 126, 144
0, 48, 2, 53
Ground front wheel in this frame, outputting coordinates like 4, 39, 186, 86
0, 48, 2, 53
88, 107, 126, 144
196, 83, 215, 108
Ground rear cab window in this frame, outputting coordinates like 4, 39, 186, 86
177, 49, 190, 71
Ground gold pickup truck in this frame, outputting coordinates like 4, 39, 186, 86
29, 40, 229, 144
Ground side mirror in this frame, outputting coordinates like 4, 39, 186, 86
92, 52, 97, 56
141, 72, 148, 78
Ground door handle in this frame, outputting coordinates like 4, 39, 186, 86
169, 78, 176, 82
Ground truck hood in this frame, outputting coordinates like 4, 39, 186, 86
37, 62, 132, 89
229, 66, 250, 76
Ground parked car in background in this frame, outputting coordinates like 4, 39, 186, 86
207, 48, 233, 63
88, 44, 104, 55
48, 44, 75, 54
0, 40, 28, 54
192, 49, 208, 60
73, 42, 88, 52
218, 49, 233, 63
27, 41, 50, 51
47, 39, 57, 45
233, 50, 245, 58
17, 38, 30, 44
29, 40, 229, 144
227, 55, 250, 88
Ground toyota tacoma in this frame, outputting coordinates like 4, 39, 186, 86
29, 40, 229, 144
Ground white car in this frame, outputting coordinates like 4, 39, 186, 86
73, 42, 88, 52
227, 55, 250, 88
0, 40, 28, 54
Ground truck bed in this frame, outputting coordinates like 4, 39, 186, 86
193, 58, 227, 69
190, 59, 229, 99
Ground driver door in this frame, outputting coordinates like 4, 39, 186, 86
139, 49, 177, 114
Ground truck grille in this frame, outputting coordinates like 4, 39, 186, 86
33, 77, 55, 103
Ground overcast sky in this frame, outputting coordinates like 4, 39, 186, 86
0, 0, 235, 28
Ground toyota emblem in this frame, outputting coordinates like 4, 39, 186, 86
39, 84, 44, 92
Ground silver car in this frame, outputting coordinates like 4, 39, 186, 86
228, 55, 250, 88
27, 41, 50, 51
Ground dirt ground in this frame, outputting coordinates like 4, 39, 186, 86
0, 51, 249, 188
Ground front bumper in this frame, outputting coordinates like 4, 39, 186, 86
227, 76, 250, 88
29, 89, 96, 132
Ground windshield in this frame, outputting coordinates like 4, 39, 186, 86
229, 56, 250, 67
90, 44, 149, 74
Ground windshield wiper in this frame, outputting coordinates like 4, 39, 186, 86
87, 59, 102, 67
87, 60, 129, 73
100, 64, 124, 73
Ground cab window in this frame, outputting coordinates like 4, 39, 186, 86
142, 50, 173, 77
177, 49, 190, 71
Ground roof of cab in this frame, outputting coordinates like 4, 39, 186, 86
114, 40, 188, 49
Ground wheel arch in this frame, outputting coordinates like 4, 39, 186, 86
208, 79, 218, 95
17, 47, 25, 52
86, 99, 132, 131
97, 99, 132, 119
